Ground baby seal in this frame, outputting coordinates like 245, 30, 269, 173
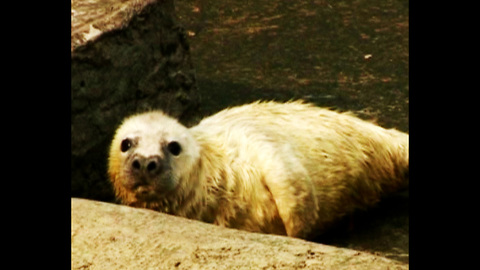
108, 100, 408, 239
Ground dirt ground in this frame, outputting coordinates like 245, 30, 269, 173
174, 0, 409, 265
175, 0, 408, 132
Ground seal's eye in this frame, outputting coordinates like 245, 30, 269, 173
167, 141, 182, 156
120, 139, 132, 152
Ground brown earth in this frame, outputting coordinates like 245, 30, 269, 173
176, 0, 408, 132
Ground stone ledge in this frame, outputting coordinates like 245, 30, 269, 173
71, 198, 408, 269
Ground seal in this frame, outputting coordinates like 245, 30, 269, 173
108, 101, 409, 239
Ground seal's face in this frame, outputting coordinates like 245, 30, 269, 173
108, 112, 200, 204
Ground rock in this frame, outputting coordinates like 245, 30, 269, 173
71, 198, 408, 269
71, 0, 200, 201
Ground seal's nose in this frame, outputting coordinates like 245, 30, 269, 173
131, 155, 163, 176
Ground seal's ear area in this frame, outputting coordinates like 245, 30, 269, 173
107, 145, 129, 202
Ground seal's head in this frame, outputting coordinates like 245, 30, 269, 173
108, 111, 200, 205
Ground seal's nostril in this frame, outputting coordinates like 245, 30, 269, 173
132, 159, 141, 170
147, 161, 157, 172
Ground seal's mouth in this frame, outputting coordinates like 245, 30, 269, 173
135, 185, 150, 195
133, 185, 158, 201
133, 182, 174, 202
